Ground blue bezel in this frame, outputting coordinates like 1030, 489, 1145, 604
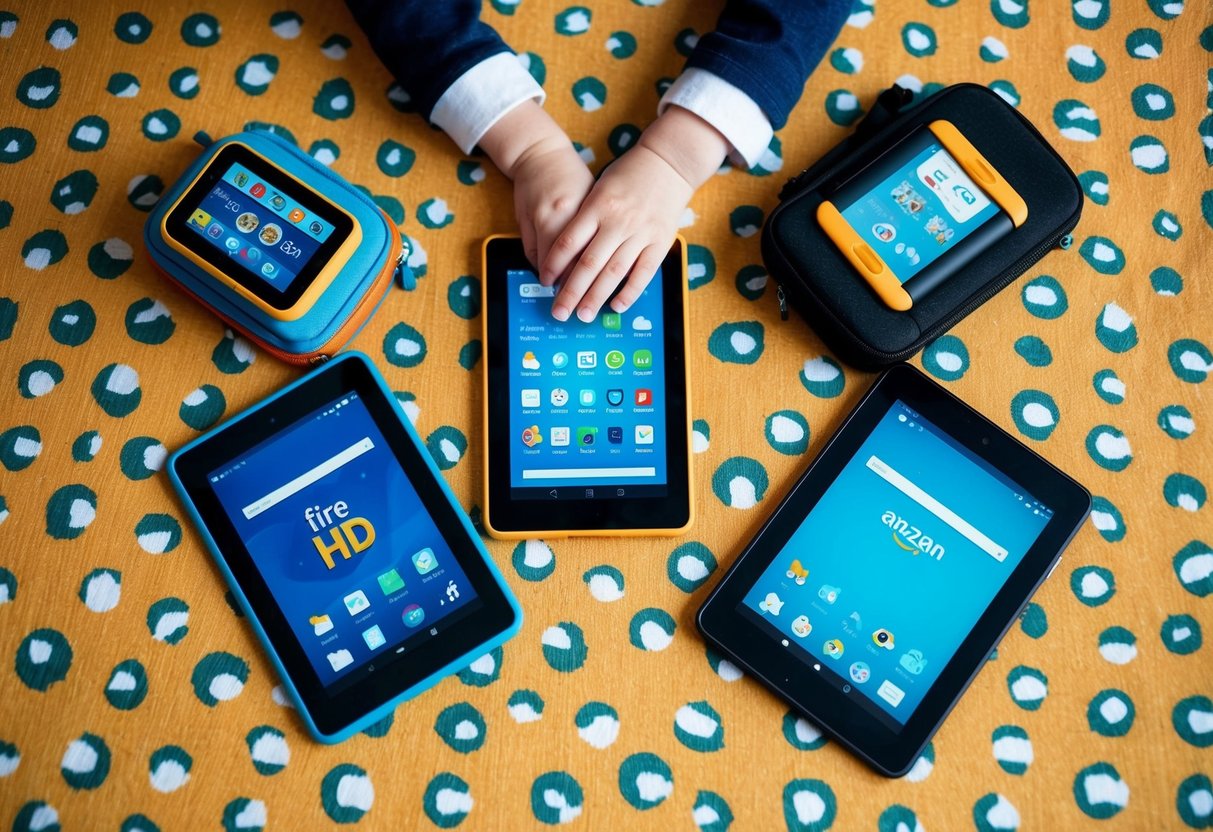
167, 352, 522, 742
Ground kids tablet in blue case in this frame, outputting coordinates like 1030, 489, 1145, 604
168, 352, 521, 742
145, 130, 414, 365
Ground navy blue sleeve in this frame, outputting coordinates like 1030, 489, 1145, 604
345, 0, 512, 120
684, 0, 852, 130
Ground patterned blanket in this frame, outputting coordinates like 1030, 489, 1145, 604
1, 1, 1210, 829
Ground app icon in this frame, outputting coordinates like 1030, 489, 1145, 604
877, 679, 905, 707
261, 261, 277, 277
605, 350, 625, 370
233, 172, 249, 188
872, 628, 895, 650
288, 208, 306, 223
823, 638, 845, 659
225, 236, 241, 251
206, 223, 224, 239
445, 580, 460, 602
189, 208, 212, 228
250, 183, 266, 198
241, 246, 262, 263
758, 592, 784, 616
899, 649, 928, 675
818, 584, 842, 605
849, 661, 871, 684
412, 547, 437, 575
377, 569, 405, 595
786, 560, 809, 585
258, 223, 282, 247
635, 388, 653, 406
362, 624, 386, 651
605, 388, 624, 407
551, 426, 570, 447
791, 615, 812, 638
633, 349, 653, 369
607, 426, 623, 444
551, 352, 569, 369
309, 220, 324, 235
602, 312, 621, 330
579, 389, 596, 407
269, 193, 286, 211
402, 604, 425, 628
327, 649, 354, 671
521, 425, 543, 447
521, 388, 541, 408
522, 351, 540, 370
632, 315, 653, 332
635, 425, 654, 445
343, 590, 370, 616
872, 222, 896, 243
847, 610, 863, 629
309, 614, 333, 636
577, 351, 597, 369
577, 426, 598, 446
551, 388, 569, 407
236, 212, 259, 233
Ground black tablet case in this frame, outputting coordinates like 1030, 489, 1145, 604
762, 83, 1082, 370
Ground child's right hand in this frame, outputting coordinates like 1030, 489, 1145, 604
479, 101, 594, 271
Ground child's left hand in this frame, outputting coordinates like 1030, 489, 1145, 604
540, 107, 730, 322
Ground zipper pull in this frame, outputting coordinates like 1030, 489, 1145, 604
1058, 234, 1073, 250
776, 283, 789, 321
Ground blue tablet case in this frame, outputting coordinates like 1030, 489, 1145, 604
167, 352, 521, 742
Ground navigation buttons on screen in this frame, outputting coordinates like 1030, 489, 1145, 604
362, 625, 386, 651
343, 590, 370, 616
877, 679, 905, 707
521, 388, 541, 408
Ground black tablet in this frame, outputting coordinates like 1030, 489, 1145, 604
169, 352, 521, 742
481, 235, 692, 538
697, 364, 1090, 776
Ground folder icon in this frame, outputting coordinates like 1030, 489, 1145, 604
310, 614, 333, 636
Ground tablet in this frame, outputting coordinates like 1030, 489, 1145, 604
817, 120, 1027, 311
481, 235, 692, 538
162, 142, 362, 320
169, 352, 521, 742
697, 364, 1089, 776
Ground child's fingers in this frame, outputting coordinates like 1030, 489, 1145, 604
575, 238, 646, 320
552, 231, 623, 322
541, 214, 597, 287
610, 243, 666, 312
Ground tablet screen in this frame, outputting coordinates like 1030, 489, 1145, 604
738, 399, 1052, 729
207, 392, 480, 694
835, 128, 1003, 283
504, 267, 668, 501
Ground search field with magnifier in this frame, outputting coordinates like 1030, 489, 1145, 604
866, 455, 1009, 562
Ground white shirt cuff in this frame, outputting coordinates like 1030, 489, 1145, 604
658, 68, 774, 170
430, 52, 547, 154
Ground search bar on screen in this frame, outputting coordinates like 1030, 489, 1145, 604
866, 455, 1009, 562
241, 437, 374, 520
519, 283, 556, 298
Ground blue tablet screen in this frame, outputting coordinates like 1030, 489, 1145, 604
209, 393, 479, 691
740, 401, 1051, 727
505, 267, 668, 500
839, 138, 1001, 283
185, 161, 336, 291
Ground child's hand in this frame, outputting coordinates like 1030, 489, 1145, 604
541, 106, 729, 322
479, 101, 593, 270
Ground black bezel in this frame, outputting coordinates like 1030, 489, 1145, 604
696, 364, 1090, 776
172, 356, 517, 736
827, 126, 1014, 301
483, 236, 691, 534
164, 143, 355, 311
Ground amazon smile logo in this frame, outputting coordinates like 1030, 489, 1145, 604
881, 510, 945, 561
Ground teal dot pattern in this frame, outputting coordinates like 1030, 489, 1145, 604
0, 3, 1207, 829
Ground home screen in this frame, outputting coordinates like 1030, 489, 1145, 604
740, 401, 1052, 728
506, 268, 668, 500
210, 393, 479, 693
841, 138, 1001, 283
186, 160, 336, 292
